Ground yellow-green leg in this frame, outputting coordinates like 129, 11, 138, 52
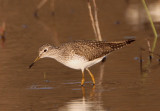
81, 70, 85, 86
86, 68, 95, 85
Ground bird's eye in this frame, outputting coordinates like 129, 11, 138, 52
44, 49, 47, 52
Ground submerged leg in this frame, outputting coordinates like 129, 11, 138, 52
81, 70, 85, 86
81, 86, 85, 96
86, 68, 95, 85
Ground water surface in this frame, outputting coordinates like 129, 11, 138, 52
0, 0, 160, 111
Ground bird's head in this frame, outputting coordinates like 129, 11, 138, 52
29, 44, 53, 69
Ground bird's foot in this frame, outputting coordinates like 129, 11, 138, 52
81, 84, 84, 86
92, 83, 95, 86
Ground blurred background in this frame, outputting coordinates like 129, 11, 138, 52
0, 0, 160, 111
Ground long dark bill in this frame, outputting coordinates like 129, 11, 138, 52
29, 56, 40, 69
29, 63, 35, 69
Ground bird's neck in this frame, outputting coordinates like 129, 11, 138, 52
48, 47, 69, 64
47, 48, 63, 61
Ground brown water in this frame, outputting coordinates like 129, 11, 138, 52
0, 0, 160, 111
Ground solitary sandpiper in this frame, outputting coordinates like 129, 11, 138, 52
29, 39, 135, 86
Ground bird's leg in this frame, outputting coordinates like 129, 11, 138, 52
86, 68, 95, 85
81, 86, 85, 96
81, 70, 85, 86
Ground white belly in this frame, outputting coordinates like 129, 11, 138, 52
63, 55, 105, 70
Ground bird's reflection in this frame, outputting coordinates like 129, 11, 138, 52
58, 62, 107, 111
58, 86, 106, 111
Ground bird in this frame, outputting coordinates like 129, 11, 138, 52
29, 39, 135, 86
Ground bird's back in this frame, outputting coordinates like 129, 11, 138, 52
58, 39, 135, 61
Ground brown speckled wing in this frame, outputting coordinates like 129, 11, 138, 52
59, 39, 135, 61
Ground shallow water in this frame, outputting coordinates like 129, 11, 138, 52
0, 0, 160, 111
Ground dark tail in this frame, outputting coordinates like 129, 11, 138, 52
108, 39, 135, 51
125, 39, 135, 44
